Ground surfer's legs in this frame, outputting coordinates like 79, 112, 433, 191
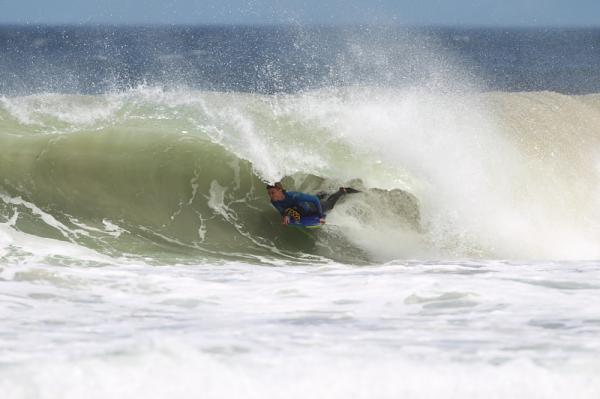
320, 187, 360, 213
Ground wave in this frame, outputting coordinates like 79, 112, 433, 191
1, 87, 600, 262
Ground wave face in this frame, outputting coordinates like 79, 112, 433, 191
1, 87, 600, 262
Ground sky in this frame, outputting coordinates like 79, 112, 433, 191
1, 0, 599, 26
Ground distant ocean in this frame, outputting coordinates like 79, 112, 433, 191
2, 25, 600, 94
1, 26, 600, 399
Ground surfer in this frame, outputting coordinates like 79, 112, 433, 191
266, 182, 360, 225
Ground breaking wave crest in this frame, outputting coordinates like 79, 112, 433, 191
1, 87, 600, 262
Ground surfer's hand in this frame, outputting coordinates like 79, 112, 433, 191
282, 216, 289, 225
319, 218, 326, 225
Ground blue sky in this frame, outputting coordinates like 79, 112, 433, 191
1, 0, 599, 26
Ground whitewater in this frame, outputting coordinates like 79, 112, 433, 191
2, 26, 600, 398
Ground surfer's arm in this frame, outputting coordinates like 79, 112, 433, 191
270, 202, 289, 224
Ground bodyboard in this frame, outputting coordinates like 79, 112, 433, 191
287, 215, 323, 229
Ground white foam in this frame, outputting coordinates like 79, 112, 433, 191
1, 93, 122, 128
2, 346, 598, 399
1, 261, 599, 398
0, 222, 112, 264
0, 193, 78, 241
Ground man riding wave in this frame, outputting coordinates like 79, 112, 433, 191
266, 182, 359, 225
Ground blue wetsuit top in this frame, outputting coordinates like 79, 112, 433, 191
270, 191, 324, 218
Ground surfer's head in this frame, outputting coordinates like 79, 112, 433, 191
266, 182, 285, 201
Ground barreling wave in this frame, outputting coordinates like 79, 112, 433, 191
1, 86, 600, 263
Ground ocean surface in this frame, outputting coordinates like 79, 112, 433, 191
1, 25, 600, 398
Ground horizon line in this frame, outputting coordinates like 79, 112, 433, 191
1, 22, 600, 30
